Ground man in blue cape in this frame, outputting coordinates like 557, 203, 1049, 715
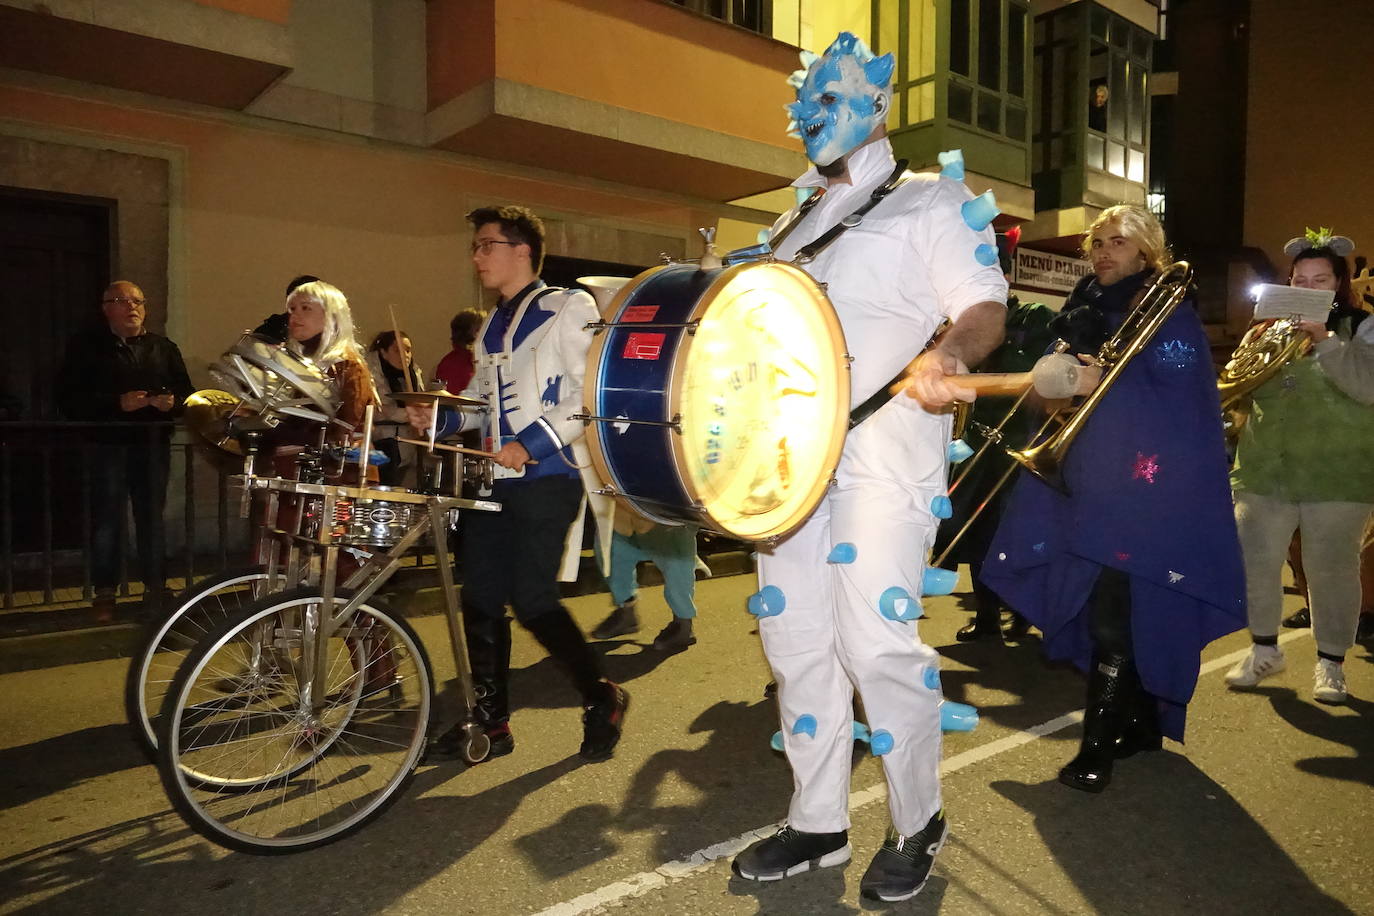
981, 205, 1245, 793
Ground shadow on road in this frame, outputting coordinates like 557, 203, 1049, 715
1267, 691, 1373, 787
728, 866, 859, 914
991, 751, 1353, 915
937, 639, 1085, 737
431, 639, 701, 722
0, 721, 146, 810
0, 755, 584, 916
514, 699, 792, 879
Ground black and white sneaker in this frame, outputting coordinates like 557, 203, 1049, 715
731, 826, 851, 882
859, 810, 947, 902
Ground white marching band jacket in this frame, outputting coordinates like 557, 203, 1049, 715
449, 283, 615, 581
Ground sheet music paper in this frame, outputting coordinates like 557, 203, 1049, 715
1252, 284, 1336, 322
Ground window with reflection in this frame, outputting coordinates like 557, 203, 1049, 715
1088, 12, 1150, 182
667, 0, 770, 35
872, 0, 942, 128
874, 0, 1029, 139
1033, 3, 1152, 205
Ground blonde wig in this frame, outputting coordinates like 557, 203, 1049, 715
285, 280, 365, 369
1082, 205, 1171, 272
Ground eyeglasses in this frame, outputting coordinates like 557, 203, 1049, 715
470, 239, 521, 255
103, 297, 146, 307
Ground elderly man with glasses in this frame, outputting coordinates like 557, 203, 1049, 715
57, 280, 193, 620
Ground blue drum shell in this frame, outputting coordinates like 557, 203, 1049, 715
592, 265, 722, 525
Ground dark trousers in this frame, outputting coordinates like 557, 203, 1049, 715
375, 437, 404, 487
459, 475, 584, 623
90, 438, 171, 592
1088, 566, 1134, 657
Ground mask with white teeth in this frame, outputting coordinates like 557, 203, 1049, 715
785, 32, 894, 169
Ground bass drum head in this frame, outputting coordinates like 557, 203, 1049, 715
670, 262, 849, 541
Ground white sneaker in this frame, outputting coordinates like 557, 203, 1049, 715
1313, 659, 1348, 704
1225, 644, 1287, 687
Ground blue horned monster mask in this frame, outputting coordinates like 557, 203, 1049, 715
786, 32, 895, 168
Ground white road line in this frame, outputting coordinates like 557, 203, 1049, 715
533, 630, 1310, 916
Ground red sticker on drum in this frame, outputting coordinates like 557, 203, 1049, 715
622, 305, 660, 322
623, 332, 666, 360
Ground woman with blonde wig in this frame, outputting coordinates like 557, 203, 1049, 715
284, 280, 378, 432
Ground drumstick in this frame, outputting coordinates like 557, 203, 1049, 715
889, 354, 1084, 400
397, 437, 539, 465
889, 371, 1032, 398
388, 304, 415, 393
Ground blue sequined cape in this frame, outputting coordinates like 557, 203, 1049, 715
981, 270, 1246, 741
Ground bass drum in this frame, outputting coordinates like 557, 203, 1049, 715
585, 261, 849, 542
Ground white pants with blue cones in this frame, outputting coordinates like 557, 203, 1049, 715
756, 399, 948, 837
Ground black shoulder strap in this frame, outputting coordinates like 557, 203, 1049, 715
792, 160, 911, 263
530, 285, 563, 305
766, 186, 828, 253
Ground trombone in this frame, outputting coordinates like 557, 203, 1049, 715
930, 261, 1195, 564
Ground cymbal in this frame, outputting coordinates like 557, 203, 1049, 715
183, 389, 243, 456
390, 390, 486, 408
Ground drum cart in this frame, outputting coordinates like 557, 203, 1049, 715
139, 331, 505, 853
152, 466, 501, 854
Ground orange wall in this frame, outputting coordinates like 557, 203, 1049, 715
1244, 0, 1374, 273
428, 0, 798, 150
189, 0, 291, 24
1, 84, 706, 384
427, 0, 497, 106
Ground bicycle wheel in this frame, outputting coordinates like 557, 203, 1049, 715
125, 567, 276, 755
156, 587, 431, 854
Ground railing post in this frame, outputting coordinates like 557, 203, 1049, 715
117, 440, 129, 599
81, 438, 93, 600
1, 443, 12, 610
184, 440, 195, 587
40, 440, 54, 606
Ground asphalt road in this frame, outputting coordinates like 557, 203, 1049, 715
1, 572, 1369, 915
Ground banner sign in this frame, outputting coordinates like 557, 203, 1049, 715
1014, 248, 1092, 294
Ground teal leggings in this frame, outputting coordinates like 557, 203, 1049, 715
597, 525, 699, 619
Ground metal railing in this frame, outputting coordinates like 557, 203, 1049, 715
0, 421, 254, 608
0, 421, 753, 612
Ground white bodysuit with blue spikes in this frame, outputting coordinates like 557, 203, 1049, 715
756, 138, 1008, 836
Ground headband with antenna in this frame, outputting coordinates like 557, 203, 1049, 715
1283, 226, 1355, 258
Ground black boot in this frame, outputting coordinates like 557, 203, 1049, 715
591, 599, 639, 639
1059, 653, 1130, 793
431, 613, 514, 759
957, 583, 1004, 641
1001, 611, 1032, 640
1115, 662, 1162, 760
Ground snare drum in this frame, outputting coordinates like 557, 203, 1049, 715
584, 261, 849, 541
210, 333, 338, 424
328, 486, 419, 547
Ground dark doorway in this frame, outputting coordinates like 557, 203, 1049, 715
0, 187, 114, 420
0, 188, 115, 560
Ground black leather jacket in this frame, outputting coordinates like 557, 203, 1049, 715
56, 328, 194, 423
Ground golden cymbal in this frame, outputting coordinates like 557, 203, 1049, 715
390, 390, 487, 408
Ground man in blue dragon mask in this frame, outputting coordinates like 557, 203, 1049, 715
731, 32, 1009, 903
